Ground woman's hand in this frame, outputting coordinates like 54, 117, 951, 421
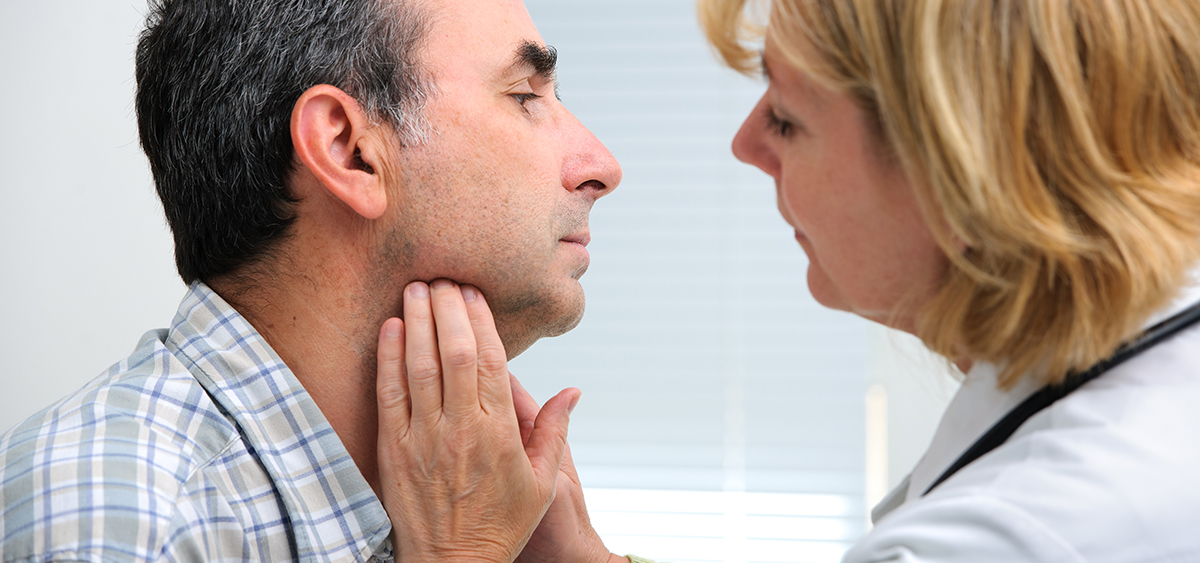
508, 376, 628, 563
375, 280, 581, 563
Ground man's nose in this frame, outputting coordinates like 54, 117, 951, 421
732, 94, 780, 178
561, 118, 622, 200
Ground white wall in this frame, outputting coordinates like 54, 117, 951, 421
0, 0, 184, 434
867, 327, 960, 491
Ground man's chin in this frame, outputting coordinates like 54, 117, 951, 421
496, 292, 586, 360
544, 302, 585, 337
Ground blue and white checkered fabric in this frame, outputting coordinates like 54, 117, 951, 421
0, 283, 393, 562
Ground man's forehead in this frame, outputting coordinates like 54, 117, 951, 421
422, 0, 545, 77
425, 0, 538, 38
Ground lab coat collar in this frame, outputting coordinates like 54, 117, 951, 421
866, 360, 1043, 525
869, 474, 910, 524
871, 265, 1200, 524
901, 361, 1043, 505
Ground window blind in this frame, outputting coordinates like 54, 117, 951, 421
510, 2, 874, 561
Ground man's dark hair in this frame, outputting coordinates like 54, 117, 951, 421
135, 0, 431, 284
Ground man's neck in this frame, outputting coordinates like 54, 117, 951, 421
211, 269, 397, 498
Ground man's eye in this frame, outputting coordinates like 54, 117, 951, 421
512, 92, 542, 112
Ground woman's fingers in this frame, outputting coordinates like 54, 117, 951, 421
513, 437, 616, 563
406, 280, 508, 420
463, 286, 516, 413
378, 281, 571, 563
525, 388, 581, 485
510, 373, 539, 446
404, 281, 443, 426
430, 280, 481, 417
376, 318, 409, 437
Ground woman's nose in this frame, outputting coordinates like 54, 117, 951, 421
732, 94, 781, 178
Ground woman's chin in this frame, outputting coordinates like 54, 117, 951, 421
805, 267, 917, 332
805, 266, 851, 313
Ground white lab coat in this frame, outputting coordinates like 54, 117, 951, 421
847, 276, 1200, 563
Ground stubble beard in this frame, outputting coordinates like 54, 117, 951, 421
490, 281, 586, 359
368, 222, 586, 361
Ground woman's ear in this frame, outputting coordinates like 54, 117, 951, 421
291, 85, 388, 219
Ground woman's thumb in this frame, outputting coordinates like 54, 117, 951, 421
525, 388, 581, 489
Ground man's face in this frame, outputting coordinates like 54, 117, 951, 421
378, 0, 621, 358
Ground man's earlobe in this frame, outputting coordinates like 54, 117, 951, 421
291, 85, 388, 220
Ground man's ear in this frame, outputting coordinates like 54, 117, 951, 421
291, 85, 388, 220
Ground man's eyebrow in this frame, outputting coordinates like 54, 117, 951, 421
512, 40, 558, 82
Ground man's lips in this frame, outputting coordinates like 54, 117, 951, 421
560, 232, 591, 247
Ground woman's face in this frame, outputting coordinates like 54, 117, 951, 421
732, 40, 947, 332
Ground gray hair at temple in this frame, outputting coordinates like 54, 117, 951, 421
135, 0, 433, 285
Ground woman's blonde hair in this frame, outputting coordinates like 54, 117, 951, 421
701, 0, 1200, 387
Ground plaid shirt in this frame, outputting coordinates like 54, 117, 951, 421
0, 283, 393, 562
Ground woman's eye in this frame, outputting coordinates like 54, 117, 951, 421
765, 107, 794, 138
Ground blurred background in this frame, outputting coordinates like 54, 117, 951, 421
0, 1, 959, 561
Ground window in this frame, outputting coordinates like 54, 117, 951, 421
510, 2, 881, 561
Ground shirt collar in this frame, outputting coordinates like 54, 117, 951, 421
166, 282, 393, 562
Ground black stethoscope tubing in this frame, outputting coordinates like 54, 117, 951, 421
924, 299, 1200, 496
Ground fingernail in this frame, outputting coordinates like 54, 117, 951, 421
385, 319, 401, 339
567, 394, 581, 415
431, 279, 454, 291
409, 282, 429, 299
461, 285, 478, 302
